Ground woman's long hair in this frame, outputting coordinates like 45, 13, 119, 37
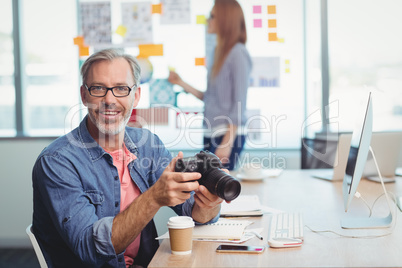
211, 0, 247, 78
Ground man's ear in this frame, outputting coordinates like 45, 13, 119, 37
132, 86, 141, 108
80, 85, 88, 107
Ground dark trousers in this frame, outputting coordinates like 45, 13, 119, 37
203, 135, 246, 171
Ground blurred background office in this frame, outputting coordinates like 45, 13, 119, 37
1, 0, 402, 254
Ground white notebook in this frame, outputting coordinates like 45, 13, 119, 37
192, 219, 251, 240
220, 195, 263, 217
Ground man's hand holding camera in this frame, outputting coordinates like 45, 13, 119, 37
192, 179, 225, 224
150, 151, 239, 224
175, 150, 241, 223
150, 152, 202, 207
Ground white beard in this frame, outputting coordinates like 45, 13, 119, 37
88, 110, 131, 136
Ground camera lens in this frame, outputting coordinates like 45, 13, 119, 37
203, 169, 241, 201
216, 174, 241, 201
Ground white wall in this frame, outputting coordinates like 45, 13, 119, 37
0, 138, 299, 247
0, 139, 53, 247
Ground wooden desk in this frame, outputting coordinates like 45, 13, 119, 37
149, 169, 402, 267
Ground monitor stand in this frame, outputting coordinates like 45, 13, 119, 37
365, 176, 396, 183
341, 146, 394, 229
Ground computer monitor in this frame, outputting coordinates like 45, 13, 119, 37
341, 92, 393, 229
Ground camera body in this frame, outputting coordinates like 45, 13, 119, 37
175, 151, 241, 201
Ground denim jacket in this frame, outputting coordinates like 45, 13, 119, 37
32, 116, 218, 267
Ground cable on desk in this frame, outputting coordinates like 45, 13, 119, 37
354, 191, 372, 216
305, 191, 398, 239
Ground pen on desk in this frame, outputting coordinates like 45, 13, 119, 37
250, 231, 263, 240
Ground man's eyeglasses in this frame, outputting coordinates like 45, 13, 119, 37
85, 84, 136, 97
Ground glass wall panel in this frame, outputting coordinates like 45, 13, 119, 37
22, 0, 80, 136
328, 0, 402, 132
129, 0, 306, 149
0, 0, 16, 136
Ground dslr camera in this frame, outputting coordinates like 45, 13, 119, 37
175, 150, 241, 201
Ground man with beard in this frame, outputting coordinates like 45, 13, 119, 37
32, 48, 222, 268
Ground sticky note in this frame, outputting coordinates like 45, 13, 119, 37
79, 46, 89, 57
73, 36, 84, 46
253, 5, 262, 14
253, 19, 262, 28
196, 15, 207, 24
285, 59, 290, 64
268, 19, 277, 28
285, 68, 290, 73
168, 66, 176, 72
115, 25, 127, 37
138, 44, 164, 58
278, 38, 285, 43
268, 32, 278, 41
195, 58, 205, 66
152, 4, 162, 14
268, 5, 276, 14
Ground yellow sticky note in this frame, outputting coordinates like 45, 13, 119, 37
73, 36, 84, 46
152, 4, 162, 14
268, 32, 278, 41
79, 46, 89, 57
195, 58, 205, 66
268, 5, 276, 14
168, 66, 176, 72
115, 25, 127, 37
285, 68, 290, 73
196, 15, 207, 25
268, 19, 277, 28
278, 38, 285, 43
285, 59, 290, 65
138, 44, 164, 58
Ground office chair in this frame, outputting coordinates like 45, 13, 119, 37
301, 137, 338, 169
26, 224, 48, 268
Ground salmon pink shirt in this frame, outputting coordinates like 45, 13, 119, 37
107, 145, 141, 267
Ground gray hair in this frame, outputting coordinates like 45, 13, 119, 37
80, 48, 141, 87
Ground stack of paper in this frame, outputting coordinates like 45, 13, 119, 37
220, 195, 263, 217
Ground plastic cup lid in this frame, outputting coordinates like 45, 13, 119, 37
167, 216, 195, 229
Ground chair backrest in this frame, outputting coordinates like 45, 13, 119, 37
301, 137, 339, 169
26, 224, 48, 268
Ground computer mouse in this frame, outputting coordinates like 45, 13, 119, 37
268, 237, 303, 248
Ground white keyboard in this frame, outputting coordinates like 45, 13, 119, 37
269, 212, 304, 241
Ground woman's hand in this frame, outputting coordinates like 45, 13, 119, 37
168, 71, 183, 86
214, 146, 232, 165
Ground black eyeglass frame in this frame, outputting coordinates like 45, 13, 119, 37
84, 84, 137, 97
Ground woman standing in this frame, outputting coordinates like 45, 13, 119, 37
169, 0, 252, 170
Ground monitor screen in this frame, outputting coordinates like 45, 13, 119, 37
345, 146, 358, 178
342, 92, 373, 212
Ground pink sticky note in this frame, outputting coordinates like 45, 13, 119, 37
254, 19, 262, 28
253, 5, 262, 14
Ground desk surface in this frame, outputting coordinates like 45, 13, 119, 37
149, 169, 402, 268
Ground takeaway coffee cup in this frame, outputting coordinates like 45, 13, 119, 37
167, 216, 195, 255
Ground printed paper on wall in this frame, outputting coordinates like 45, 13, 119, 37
249, 57, 280, 87
80, 2, 112, 46
160, 0, 191, 24
121, 2, 153, 45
